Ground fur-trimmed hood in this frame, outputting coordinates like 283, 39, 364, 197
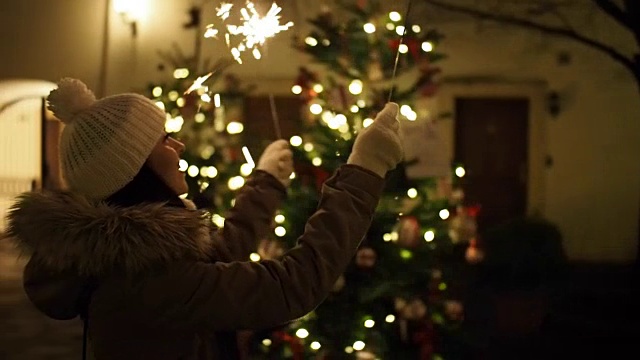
6, 190, 213, 277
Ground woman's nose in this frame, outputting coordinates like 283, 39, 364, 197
171, 138, 186, 155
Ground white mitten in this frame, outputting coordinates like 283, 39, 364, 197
347, 102, 403, 177
257, 139, 294, 187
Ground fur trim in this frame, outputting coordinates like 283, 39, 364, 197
6, 191, 213, 276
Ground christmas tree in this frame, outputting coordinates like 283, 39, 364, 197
246, 1, 479, 359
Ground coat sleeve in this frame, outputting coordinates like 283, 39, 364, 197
210, 170, 286, 262
135, 165, 384, 331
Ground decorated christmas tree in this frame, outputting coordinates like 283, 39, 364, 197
144, 2, 481, 358
245, 1, 481, 359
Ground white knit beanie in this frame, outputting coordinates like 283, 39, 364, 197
47, 78, 166, 200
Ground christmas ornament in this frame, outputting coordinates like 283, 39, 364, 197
355, 247, 377, 268
367, 50, 384, 82
394, 215, 421, 248
431, 269, 442, 280
443, 300, 464, 321
450, 187, 465, 202
448, 205, 478, 244
465, 238, 485, 264
395, 297, 427, 321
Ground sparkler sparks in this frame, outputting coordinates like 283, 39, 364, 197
205, 1, 294, 64
184, 72, 213, 94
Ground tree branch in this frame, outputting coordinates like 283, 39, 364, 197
592, 0, 634, 30
424, 0, 636, 76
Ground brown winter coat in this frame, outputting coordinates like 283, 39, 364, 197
6, 165, 385, 359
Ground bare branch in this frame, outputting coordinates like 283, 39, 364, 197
591, 0, 634, 30
424, 0, 636, 76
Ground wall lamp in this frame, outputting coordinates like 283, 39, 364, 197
113, 0, 148, 37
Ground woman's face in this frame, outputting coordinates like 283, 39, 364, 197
146, 134, 189, 196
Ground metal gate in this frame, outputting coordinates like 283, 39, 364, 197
0, 79, 56, 232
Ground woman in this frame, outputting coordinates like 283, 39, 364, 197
6, 78, 403, 359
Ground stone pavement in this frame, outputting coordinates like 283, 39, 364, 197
0, 240, 83, 360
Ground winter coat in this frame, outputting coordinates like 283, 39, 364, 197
6, 165, 385, 360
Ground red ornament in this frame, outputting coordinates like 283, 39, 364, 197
412, 320, 436, 360
394, 215, 421, 248
355, 247, 377, 268
272, 331, 304, 360
465, 237, 485, 264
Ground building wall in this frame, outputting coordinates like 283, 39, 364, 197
1, 0, 638, 262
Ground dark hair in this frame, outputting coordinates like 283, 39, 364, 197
105, 164, 186, 209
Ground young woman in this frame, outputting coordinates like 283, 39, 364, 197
6, 78, 403, 359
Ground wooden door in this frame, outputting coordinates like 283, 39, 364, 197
454, 97, 529, 233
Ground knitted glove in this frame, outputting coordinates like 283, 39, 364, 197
347, 102, 403, 178
257, 139, 294, 187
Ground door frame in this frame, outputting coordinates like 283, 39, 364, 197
435, 79, 548, 217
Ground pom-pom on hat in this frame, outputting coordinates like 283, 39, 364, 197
48, 78, 166, 200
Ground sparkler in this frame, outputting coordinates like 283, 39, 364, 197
205, 1, 294, 64
242, 146, 255, 167
388, 0, 414, 103
184, 72, 213, 94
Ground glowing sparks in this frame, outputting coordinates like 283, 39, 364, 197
205, 1, 294, 64
217, 2, 233, 20
184, 72, 212, 95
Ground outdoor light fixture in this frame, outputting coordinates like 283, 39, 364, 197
113, 0, 148, 37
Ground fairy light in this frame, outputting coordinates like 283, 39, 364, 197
275, 226, 286, 237
173, 68, 189, 79
310, 341, 321, 350
187, 165, 199, 177
363, 23, 376, 33
206, 166, 218, 178
303, 143, 314, 152
228, 176, 245, 190
389, 11, 401, 22
291, 85, 302, 94
250, 253, 261, 261
227, 121, 244, 134
289, 135, 303, 146
424, 230, 435, 242
422, 41, 433, 52
206, 2, 294, 64
295, 328, 309, 338
165, 115, 184, 133
364, 319, 375, 328
211, 214, 225, 228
